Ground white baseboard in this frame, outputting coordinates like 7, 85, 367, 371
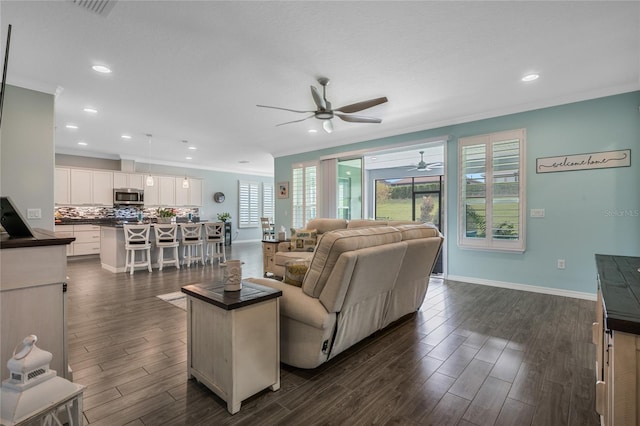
445, 274, 596, 301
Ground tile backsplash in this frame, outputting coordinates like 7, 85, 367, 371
55, 206, 199, 220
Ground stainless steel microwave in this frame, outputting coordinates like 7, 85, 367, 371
113, 188, 144, 206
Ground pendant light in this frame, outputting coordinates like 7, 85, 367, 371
145, 133, 154, 187
182, 176, 190, 189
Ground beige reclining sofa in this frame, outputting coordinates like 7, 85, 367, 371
246, 220, 443, 369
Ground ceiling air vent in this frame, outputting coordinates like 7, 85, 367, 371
70, 0, 117, 17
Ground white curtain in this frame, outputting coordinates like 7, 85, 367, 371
319, 158, 337, 218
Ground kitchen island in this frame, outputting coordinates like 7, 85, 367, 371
100, 222, 219, 273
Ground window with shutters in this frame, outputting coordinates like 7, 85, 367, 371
292, 162, 317, 229
262, 183, 274, 220
458, 128, 526, 252
238, 180, 259, 228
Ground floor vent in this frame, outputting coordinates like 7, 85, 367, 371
70, 0, 117, 17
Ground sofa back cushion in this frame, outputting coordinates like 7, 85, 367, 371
346, 219, 388, 229
302, 226, 402, 298
305, 218, 348, 235
394, 223, 441, 240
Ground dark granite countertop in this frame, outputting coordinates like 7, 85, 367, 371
56, 217, 202, 226
1, 228, 75, 249
596, 254, 640, 335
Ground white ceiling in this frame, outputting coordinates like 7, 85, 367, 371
1, 1, 638, 177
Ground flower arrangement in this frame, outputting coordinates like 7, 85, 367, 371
156, 207, 176, 218
217, 212, 231, 222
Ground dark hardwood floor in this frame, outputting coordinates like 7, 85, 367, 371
65, 242, 599, 425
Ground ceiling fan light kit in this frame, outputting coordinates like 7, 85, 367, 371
257, 77, 388, 133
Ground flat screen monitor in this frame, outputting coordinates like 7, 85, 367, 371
1, 196, 34, 238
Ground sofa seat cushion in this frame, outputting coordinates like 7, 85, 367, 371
303, 226, 402, 298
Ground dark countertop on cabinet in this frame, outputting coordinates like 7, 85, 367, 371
596, 254, 640, 335
1, 228, 75, 249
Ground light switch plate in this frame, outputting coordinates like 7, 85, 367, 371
27, 208, 42, 219
530, 208, 545, 218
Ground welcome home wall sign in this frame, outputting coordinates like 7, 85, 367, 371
536, 149, 631, 174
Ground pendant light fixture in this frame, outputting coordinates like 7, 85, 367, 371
145, 133, 154, 187
182, 176, 190, 189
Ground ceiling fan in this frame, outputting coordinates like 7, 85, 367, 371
407, 151, 443, 171
257, 77, 388, 134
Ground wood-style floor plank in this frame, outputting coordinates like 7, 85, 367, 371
63, 242, 599, 425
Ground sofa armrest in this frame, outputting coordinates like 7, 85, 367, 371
244, 277, 332, 330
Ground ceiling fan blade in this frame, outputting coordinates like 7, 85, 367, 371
334, 97, 388, 113
257, 104, 314, 114
275, 115, 315, 126
335, 113, 382, 124
310, 86, 326, 110
322, 119, 333, 134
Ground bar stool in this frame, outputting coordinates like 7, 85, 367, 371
154, 223, 180, 271
180, 223, 204, 267
204, 222, 226, 264
123, 224, 152, 275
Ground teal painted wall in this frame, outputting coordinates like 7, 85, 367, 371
274, 91, 640, 295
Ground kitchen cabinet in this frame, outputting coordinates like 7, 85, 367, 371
158, 176, 175, 206
175, 178, 203, 207
54, 225, 74, 256
1, 231, 72, 381
73, 224, 101, 255
55, 168, 71, 205
92, 170, 113, 206
114, 172, 144, 190
54, 224, 100, 256
144, 176, 160, 206
175, 179, 189, 206
70, 169, 93, 205
190, 178, 203, 206
594, 254, 640, 425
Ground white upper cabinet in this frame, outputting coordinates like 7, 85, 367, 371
70, 169, 93, 205
190, 179, 203, 206
158, 176, 175, 207
174, 178, 203, 207
114, 172, 144, 190
92, 171, 113, 206
144, 175, 160, 206
55, 168, 70, 205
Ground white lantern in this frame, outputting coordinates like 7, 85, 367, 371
1, 335, 84, 425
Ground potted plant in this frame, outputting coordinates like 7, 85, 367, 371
217, 212, 231, 223
156, 207, 176, 223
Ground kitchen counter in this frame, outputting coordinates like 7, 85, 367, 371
1, 228, 75, 249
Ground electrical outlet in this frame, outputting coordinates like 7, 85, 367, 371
27, 208, 42, 219
557, 259, 566, 269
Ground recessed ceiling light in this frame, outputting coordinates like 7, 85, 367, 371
65, 124, 78, 129
371, 157, 377, 161
521, 73, 540, 82
121, 134, 132, 140
308, 129, 318, 133
83, 107, 98, 113
185, 156, 192, 160
92, 65, 112, 74
188, 146, 197, 150
77, 141, 87, 146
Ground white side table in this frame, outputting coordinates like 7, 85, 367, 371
182, 282, 282, 414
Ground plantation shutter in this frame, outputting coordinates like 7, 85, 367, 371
238, 180, 259, 228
